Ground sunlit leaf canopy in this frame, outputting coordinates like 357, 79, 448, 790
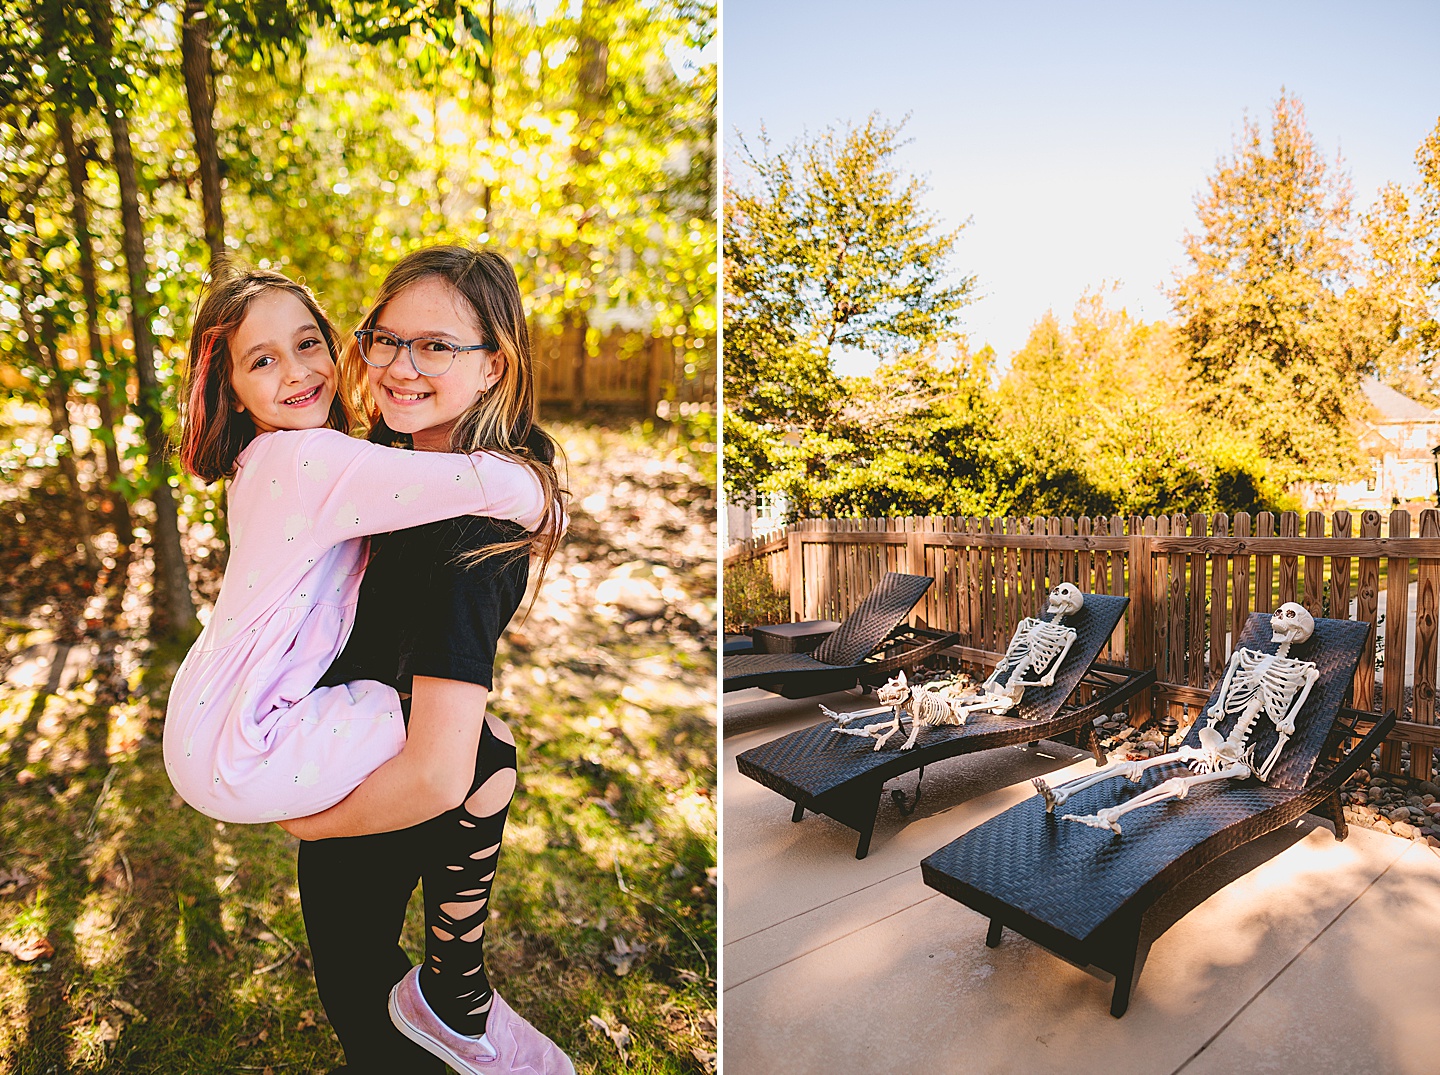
725, 99, 1440, 522
1, 0, 716, 409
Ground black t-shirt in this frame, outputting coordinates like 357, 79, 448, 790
317, 514, 530, 694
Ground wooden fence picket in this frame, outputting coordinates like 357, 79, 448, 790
725, 507, 1440, 778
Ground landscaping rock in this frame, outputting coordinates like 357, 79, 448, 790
1393, 821, 1418, 839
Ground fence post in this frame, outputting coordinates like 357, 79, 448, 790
1382, 510, 1412, 774
1354, 511, 1382, 715
1210, 513, 1230, 683
645, 335, 664, 415
1129, 518, 1154, 723
1413, 509, 1440, 782
787, 529, 802, 623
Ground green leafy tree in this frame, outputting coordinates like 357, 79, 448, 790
724, 113, 976, 509
783, 348, 998, 519
1351, 116, 1440, 403
997, 293, 1272, 517
1172, 93, 1362, 490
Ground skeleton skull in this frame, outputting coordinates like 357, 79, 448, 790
875, 670, 909, 708
1270, 601, 1315, 646
1047, 583, 1085, 617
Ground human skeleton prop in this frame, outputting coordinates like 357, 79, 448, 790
1032, 602, 1321, 834
820, 583, 1085, 751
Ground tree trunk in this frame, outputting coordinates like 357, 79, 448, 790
58, 108, 133, 547
181, 0, 225, 266
481, 0, 495, 218
2, 201, 100, 570
90, 0, 199, 638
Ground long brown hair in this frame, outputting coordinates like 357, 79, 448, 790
180, 264, 350, 483
339, 246, 567, 569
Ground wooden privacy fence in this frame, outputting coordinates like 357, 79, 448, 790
532, 325, 714, 414
725, 510, 1440, 781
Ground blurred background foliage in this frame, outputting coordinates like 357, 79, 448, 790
1, 0, 716, 638
724, 98, 1440, 523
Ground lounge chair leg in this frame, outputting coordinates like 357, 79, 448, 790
792, 801, 805, 823
1110, 976, 1133, 1018
1083, 721, 1106, 765
891, 766, 925, 817
855, 810, 877, 859
1108, 917, 1144, 1018
985, 919, 1003, 948
1320, 790, 1348, 841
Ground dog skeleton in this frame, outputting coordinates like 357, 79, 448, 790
822, 670, 973, 751
1032, 602, 1320, 834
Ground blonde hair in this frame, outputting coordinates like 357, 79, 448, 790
340, 246, 567, 571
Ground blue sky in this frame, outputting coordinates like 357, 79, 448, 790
722, 0, 1440, 374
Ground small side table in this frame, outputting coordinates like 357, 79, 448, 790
751, 620, 841, 655
722, 634, 754, 656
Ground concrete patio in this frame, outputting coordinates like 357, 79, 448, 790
722, 687, 1440, 1075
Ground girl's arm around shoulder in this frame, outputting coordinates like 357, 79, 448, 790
276, 428, 546, 548
278, 675, 488, 839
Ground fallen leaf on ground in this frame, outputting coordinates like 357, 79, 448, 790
296, 1009, 318, 1030
604, 935, 648, 976
692, 1047, 717, 1073
110, 998, 145, 1022
587, 1014, 632, 1062
0, 868, 34, 899
0, 934, 54, 961
95, 1019, 120, 1043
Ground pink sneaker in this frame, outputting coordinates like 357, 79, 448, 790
388, 965, 498, 1071
485, 989, 577, 1075
387, 966, 576, 1075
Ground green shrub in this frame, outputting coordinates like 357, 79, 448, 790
723, 557, 789, 633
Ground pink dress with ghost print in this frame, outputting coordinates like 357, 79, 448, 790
163, 427, 545, 823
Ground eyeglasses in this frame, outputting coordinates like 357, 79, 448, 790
353, 329, 498, 377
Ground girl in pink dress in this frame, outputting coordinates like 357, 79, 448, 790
163, 270, 552, 824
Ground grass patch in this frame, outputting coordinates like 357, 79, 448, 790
0, 420, 716, 1073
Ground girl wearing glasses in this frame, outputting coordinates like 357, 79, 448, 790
166, 250, 572, 1073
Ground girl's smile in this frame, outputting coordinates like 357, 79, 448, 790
229, 289, 337, 435
367, 276, 504, 451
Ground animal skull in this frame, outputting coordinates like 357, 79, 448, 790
1270, 601, 1315, 646
875, 670, 910, 709
1047, 583, 1085, 617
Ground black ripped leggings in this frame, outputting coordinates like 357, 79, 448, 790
298, 715, 516, 1072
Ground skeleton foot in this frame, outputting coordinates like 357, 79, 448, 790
820, 703, 886, 726
872, 728, 899, 751
1062, 808, 1123, 834
829, 725, 876, 737
1032, 777, 1061, 812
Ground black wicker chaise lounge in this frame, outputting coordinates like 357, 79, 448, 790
723, 572, 957, 699
737, 592, 1153, 858
921, 613, 1394, 1017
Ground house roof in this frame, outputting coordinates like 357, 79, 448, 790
1362, 376, 1440, 424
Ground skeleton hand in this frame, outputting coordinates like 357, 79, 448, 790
1032, 777, 1060, 812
